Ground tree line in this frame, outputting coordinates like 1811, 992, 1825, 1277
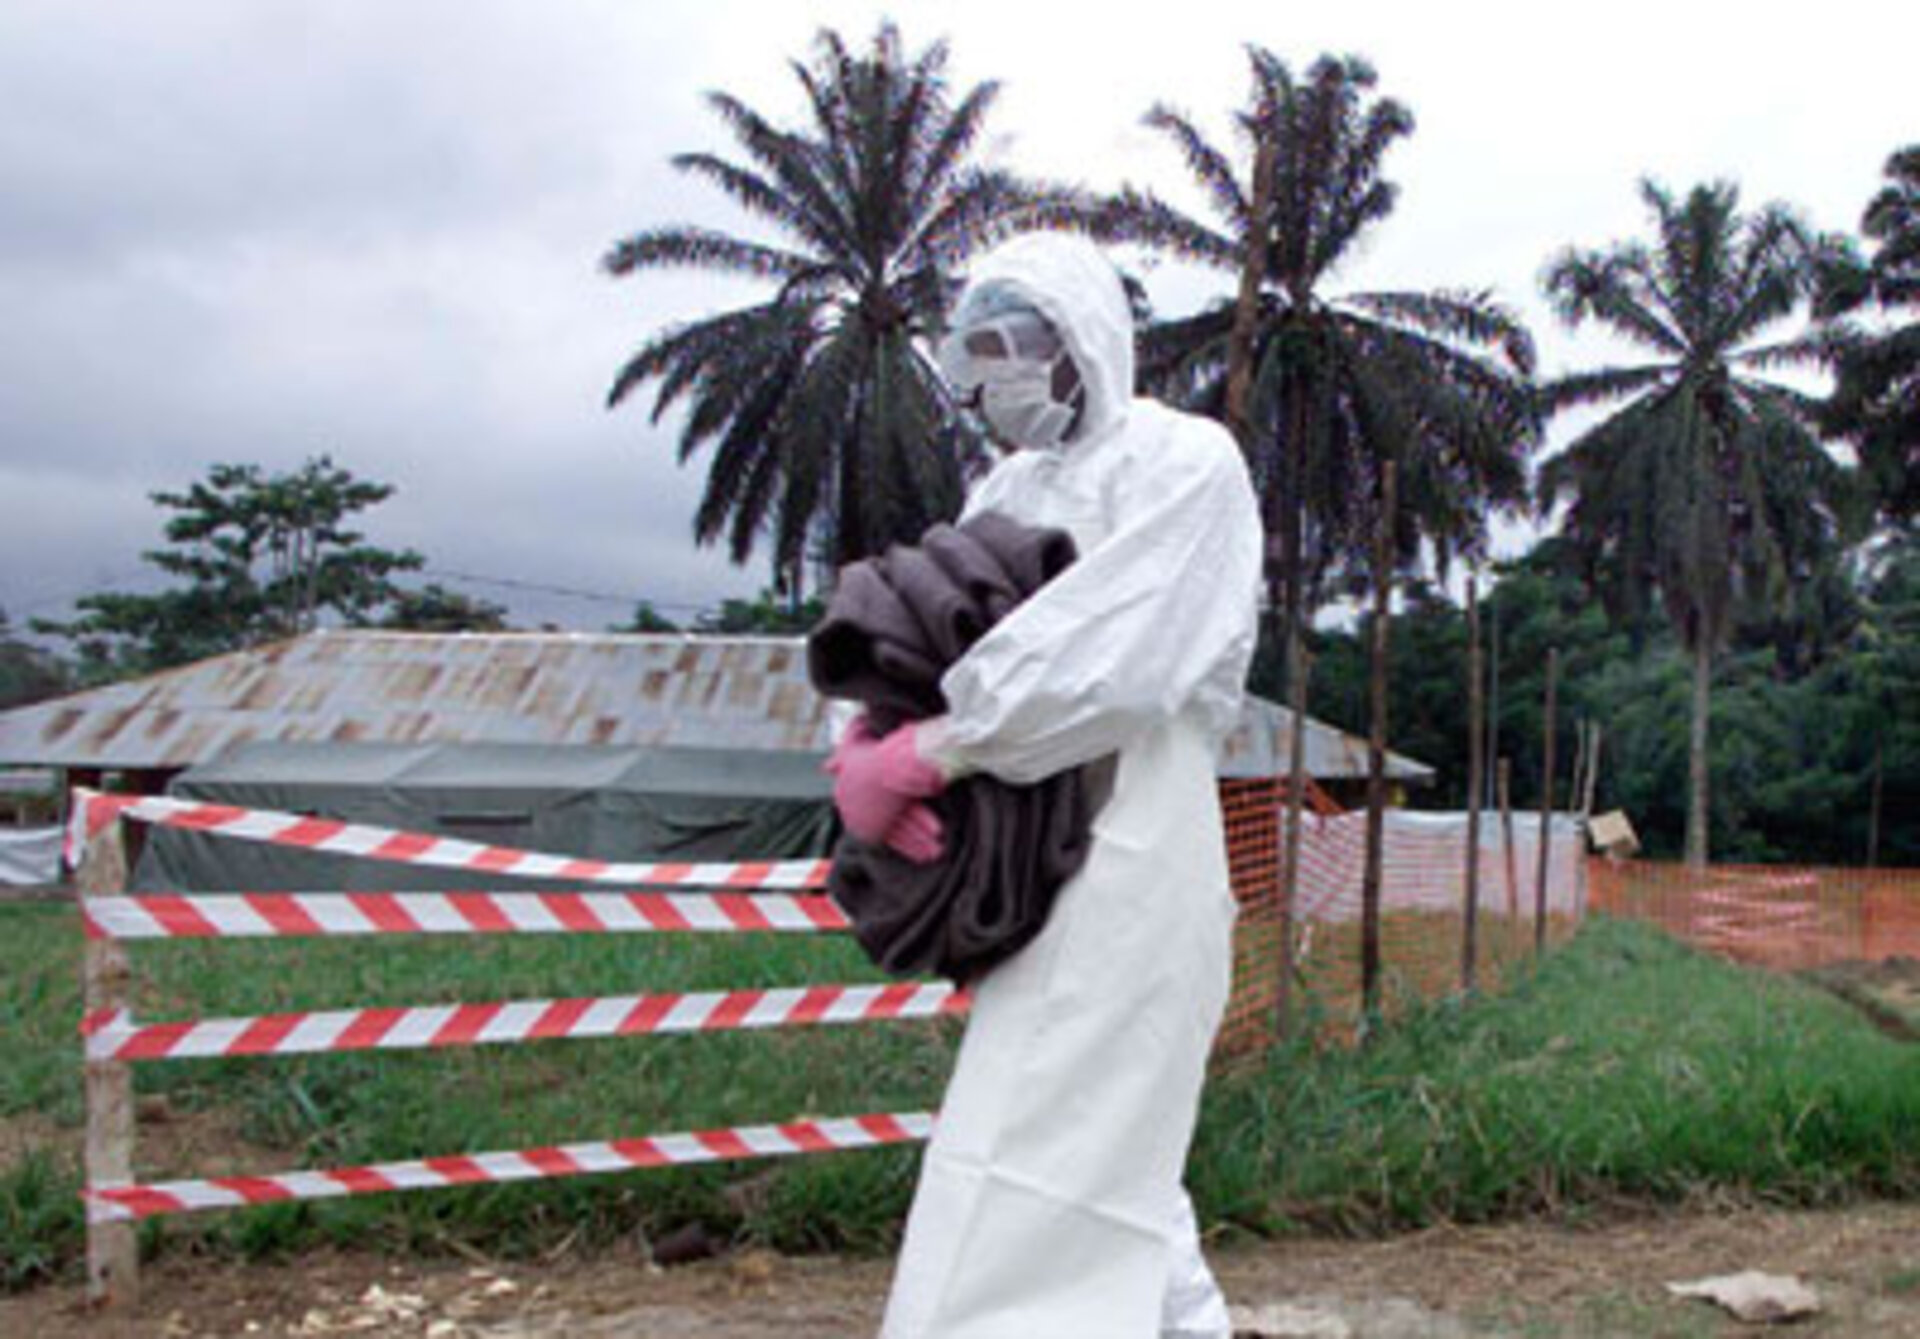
5, 25, 1911, 878
600, 25, 1917, 870
0, 453, 841, 705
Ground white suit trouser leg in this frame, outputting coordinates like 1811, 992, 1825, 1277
1160, 1190, 1230, 1338
881, 722, 1236, 1339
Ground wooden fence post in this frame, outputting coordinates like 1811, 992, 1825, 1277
1534, 648, 1559, 954
80, 820, 138, 1311
1498, 758, 1519, 953
1276, 643, 1311, 1039
1463, 576, 1483, 993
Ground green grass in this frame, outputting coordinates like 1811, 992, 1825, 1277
5, 904, 1918, 1291
1190, 916, 1920, 1236
0, 900, 950, 1276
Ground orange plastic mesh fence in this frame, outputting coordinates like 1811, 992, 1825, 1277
1589, 859, 1920, 971
1214, 782, 1582, 1053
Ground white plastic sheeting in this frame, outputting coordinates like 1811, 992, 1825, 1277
0, 827, 62, 886
1292, 809, 1586, 923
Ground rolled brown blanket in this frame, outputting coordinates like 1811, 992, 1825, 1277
807, 512, 1091, 983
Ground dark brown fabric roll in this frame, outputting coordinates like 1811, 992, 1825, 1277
807, 512, 1091, 983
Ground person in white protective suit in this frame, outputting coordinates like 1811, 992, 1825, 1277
829, 231, 1262, 1339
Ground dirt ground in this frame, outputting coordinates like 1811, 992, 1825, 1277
1803, 957, 1920, 1040
7, 1199, 1919, 1338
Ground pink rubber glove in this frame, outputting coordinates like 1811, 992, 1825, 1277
825, 718, 948, 862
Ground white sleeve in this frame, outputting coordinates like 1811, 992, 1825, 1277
924, 420, 1262, 785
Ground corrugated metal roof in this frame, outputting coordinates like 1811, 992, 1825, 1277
0, 630, 1432, 782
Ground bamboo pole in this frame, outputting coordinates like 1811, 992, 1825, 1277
1578, 722, 1604, 920
1463, 576, 1483, 993
1277, 642, 1311, 1038
1498, 758, 1519, 950
80, 820, 137, 1311
1486, 602, 1501, 811
1569, 719, 1589, 837
1534, 648, 1560, 954
1581, 723, 1604, 820
1360, 461, 1396, 1022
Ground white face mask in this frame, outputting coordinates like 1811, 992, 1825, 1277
938, 294, 1085, 451
973, 356, 1080, 451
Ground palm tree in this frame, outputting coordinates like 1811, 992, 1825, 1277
1104, 50, 1538, 1015
604, 25, 1074, 585
1818, 145, 1920, 522
1539, 179, 1853, 867
1109, 51, 1537, 656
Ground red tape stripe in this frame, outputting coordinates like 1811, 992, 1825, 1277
274, 818, 348, 849
214, 1175, 296, 1205
540, 893, 606, 933
86, 1113, 935, 1220
245, 894, 322, 936
349, 893, 422, 934
423, 1155, 491, 1186
326, 1166, 397, 1196
431, 1003, 504, 1047
447, 892, 513, 933
145, 895, 221, 938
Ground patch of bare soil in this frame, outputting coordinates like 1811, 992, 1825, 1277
1803, 957, 1920, 1040
7, 1200, 1918, 1338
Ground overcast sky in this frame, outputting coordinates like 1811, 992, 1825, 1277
2, 0, 1912, 635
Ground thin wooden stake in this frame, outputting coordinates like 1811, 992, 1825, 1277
1498, 757, 1519, 950
1359, 461, 1396, 1024
1534, 648, 1560, 954
1569, 720, 1590, 837
1463, 576, 1483, 992
81, 820, 137, 1312
1582, 723, 1605, 821
1276, 641, 1312, 1039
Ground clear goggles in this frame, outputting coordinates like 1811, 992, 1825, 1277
935, 287, 1064, 391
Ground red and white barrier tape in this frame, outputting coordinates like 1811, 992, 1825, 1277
81, 889, 849, 940
65, 788, 829, 890
83, 981, 967, 1061
84, 1111, 936, 1222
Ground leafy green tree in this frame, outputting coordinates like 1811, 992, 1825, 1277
1818, 145, 1920, 521
375, 584, 510, 633
1538, 179, 1854, 865
605, 24, 1082, 585
1845, 528, 1920, 863
695, 589, 826, 636
0, 609, 71, 710
35, 457, 423, 679
1110, 50, 1538, 662
613, 602, 682, 634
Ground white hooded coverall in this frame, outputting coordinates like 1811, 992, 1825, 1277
882, 234, 1263, 1339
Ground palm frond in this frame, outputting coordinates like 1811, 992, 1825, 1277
1143, 104, 1248, 231
905, 79, 1002, 226
1097, 187, 1239, 268
1538, 364, 1673, 413
1731, 331, 1837, 373
1541, 249, 1689, 356
1345, 289, 1536, 375
601, 227, 814, 281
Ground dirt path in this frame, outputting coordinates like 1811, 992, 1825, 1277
8, 1200, 1919, 1337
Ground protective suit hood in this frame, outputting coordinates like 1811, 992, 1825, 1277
958, 233, 1135, 447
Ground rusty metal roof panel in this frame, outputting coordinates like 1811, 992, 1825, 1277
0, 632, 828, 769
0, 629, 1432, 781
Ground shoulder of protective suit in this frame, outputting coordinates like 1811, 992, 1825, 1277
1127, 399, 1252, 485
